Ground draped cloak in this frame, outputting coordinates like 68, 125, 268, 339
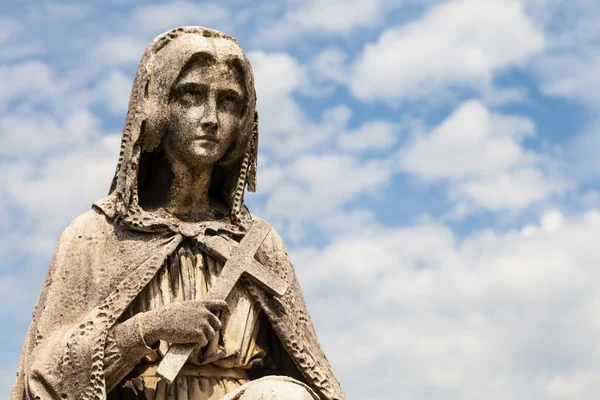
11, 27, 345, 400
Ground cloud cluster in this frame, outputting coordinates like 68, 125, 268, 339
350, 0, 545, 102
398, 100, 570, 215
296, 208, 600, 399
130, 1, 232, 35
0, 61, 59, 108
245, 50, 403, 241
253, 0, 390, 45
529, 0, 600, 106
0, 109, 120, 254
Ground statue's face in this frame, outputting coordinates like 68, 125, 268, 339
165, 59, 245, 168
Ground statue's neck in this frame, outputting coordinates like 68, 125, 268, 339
165, 160, 216, 222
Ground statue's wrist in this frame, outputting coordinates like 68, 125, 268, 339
113, 314, 154, 361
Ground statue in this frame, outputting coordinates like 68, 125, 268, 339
12, 27, 346, 400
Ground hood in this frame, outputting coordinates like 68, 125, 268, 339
95, 27, 259, 233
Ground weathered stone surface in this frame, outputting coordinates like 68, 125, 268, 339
221, 376, 318, 399
12, 27, 345, 400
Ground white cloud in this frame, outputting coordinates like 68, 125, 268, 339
25, 3, 93, 22
0, 106, 120, 255
338, 120, 398, 152
95, 69, 134, 114
526, 0, 600, 107
287, 0, 384, 33
0, 41, 45, 61
90, 35, 148, 67
261, 153, 393, 220
454, 167, 565, 212
249, 51, 308, 142
540, 209, 564, 232
293, 208, 600, 399
271, 105, 353, 158
0, 61, 59, 108
537, 52, 600, 105
315, 208, 379, 236
399, 100, 534, 180
251, 51, 373, 158
563, 119, 600, 181
248, 51, 401, 238
350, 0, 545, 102
398, 100, 569, 213
253, 0, 388, 45
130, 1, 231, 35
309, 47, 349, 86
247, 50, 417, 239
0, 18, 21, 44
580, 190, 600, 209
0, 109, 101, 157
1, 132, 120, 254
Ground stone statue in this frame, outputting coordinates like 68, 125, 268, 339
12, 27, 346, 400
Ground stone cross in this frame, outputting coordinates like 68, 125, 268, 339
155, 220, 289, 384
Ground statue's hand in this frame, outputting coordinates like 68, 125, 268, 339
138, 299, 229, 347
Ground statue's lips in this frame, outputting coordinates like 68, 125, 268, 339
192, 135, 219, 143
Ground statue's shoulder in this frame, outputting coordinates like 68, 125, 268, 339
58, 206, 114, 246
250, 214, 284, 242
250, 214, 291, 260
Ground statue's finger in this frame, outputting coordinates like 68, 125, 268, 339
203, 299, 230, 313
204, 311, 222, 330
199, 323, 216, 342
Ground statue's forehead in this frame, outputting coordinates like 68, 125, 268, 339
178, 62, 243, 92
158, 34, 246, 65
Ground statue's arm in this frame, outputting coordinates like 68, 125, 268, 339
14, 227, 90, 399
103, 315, 155, 392
13, 211, 152, 399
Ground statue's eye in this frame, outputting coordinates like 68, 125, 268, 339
177, 87, 206, 106
218, 93, 239, 111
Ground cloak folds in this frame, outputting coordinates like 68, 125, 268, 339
12, 27, 345, 400
12, 207, 344, 400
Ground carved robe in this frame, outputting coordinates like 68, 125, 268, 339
12, 206, 343, 400
12, 27, 345, 400
107, 242, 266, 399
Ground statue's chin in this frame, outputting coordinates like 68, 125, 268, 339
182, 143, 224, 167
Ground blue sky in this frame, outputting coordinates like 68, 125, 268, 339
2, 0, 600, 398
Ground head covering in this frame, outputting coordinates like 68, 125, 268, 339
96, 27, 258, 232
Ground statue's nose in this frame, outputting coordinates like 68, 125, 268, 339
200, 97, 218, 133
201, 118, 217, 133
